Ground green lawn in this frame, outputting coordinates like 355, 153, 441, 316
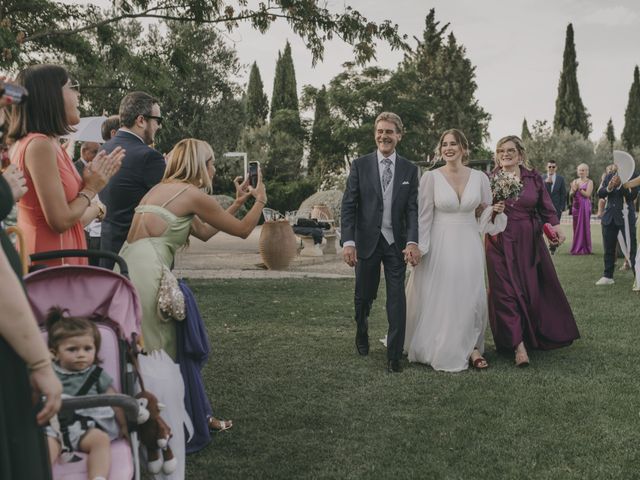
184, 225, 640, 479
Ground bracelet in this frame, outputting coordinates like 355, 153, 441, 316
255, 198, 267, 206
28, 357, 51, 372
77, 191, 93, 207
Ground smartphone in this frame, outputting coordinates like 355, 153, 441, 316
0, 82, 28, 105
248, 161, 259, 189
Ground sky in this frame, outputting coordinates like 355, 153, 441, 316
79, 1, 640, 145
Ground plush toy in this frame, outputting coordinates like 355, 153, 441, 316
135, 390, 178, 475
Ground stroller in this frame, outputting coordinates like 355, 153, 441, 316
25, 249, 143, 480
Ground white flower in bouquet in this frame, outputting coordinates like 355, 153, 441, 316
490, 170, 523, 202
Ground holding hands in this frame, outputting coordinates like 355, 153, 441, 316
83, 146, 125, 193
403, 244, 421, 267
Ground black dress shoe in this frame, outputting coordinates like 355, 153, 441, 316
387, 359, 402, 373
355, 335, 369, 356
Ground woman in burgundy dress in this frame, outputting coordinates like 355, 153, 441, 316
485, 136, 580, 367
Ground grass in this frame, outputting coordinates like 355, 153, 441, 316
183, 224, 640, 479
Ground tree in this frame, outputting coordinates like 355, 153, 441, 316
324, 63, 396, 161
521, 118, 532, 141
245, 62, 268, 128
524, 120, 595, 181
606, 118, 616, 146
62, 19, 245, 187
307, 85, 342, 183
622, 66, 640, 151
1, 0, 409, 69
389, 11, 490, 161
270, 41, 299, 117
266, 41, 304, 181
553, 23, 590, 138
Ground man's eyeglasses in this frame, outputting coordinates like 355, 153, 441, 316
143, 115, 163, 126
547, 165, 557, 169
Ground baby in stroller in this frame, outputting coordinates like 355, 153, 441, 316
45, 307, 127, 480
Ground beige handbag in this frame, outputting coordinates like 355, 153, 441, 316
157, 264, 186, 321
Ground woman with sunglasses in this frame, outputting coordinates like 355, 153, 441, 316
485, 135, 579, 367
7, 64, 124, 266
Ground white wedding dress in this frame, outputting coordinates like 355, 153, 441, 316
404, 168, 506, 372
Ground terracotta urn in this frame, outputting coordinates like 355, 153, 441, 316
259, 220, 298, 270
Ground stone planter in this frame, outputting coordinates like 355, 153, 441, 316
259, 220, 297, 270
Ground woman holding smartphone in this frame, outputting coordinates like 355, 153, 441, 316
118, 138, 266, 436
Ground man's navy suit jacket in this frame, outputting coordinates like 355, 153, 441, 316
99, 130, 165, 263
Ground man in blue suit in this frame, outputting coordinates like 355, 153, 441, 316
596, 172, 637, 285
99, 92, 165, 269
542, 160, 567, 220
341, 112, 420, 373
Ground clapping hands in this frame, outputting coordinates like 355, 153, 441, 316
83, 146, 125, 193
2, 164, 28, 201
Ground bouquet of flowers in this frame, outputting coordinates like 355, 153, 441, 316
490, 170, 523, 202
489, 171, 522, 222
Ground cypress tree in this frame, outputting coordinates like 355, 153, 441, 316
245, 62, 268, 128
521, 118, 532, 140
553, 23, 590, 138
308, 86, 333, 178
622, 66, 640, 151
270, 51, 284, 120
267, 41, 304, 180
605, 118, 616, 147
270, 41, 299, 117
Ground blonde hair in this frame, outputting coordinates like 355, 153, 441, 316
163, 138, 214, 192
435, 129, 470, 165
495, 135, 531, 169
577, 163, 589, 172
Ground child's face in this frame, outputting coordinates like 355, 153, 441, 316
55, 334, 96, 371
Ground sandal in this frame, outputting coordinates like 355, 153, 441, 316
469, 350, 489, 370
208, 416, 233, 432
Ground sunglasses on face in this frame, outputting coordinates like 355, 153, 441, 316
143, 115, 163, 126
67, 81, 80, 94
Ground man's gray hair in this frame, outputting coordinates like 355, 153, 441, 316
374, 112, 404, 134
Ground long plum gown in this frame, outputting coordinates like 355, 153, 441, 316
570, 181, 592, 255
485, 166, 580, 351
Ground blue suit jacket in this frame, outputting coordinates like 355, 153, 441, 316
598, 173, 638, 227
99, 130, 165, 260
340, 151, 419, 259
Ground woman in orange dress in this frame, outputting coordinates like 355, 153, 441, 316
7, 64, 124, 266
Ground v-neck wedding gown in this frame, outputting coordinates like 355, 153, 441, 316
404, 168, 506, 371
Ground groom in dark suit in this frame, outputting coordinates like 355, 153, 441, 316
341, 112, 420, 373
542, 160, 567, 220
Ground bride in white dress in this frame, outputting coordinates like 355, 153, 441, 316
404, 129, 507, 372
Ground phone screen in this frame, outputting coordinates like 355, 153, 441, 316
248, 161, 259, 188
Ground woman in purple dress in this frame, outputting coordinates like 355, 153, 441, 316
485, 136, 580, 367
569, 163, 593, 255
